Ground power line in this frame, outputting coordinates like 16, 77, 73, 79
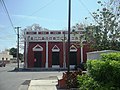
30, 0, 56, 16
78, 0, 99, 24
0, 0, 16, 34
10, 0, 56, 26
0, 0, 56, 32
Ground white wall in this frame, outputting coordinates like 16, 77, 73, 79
0, 51, 13, 61
87, 50, 119, 60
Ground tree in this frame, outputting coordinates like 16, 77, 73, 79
85, 25, 103, 50
72, 23, 85, 46
9, 48, 17, 57
109, 0, 120, 17
20, 24, 48, 51
9, 47, 23, 60
84, 1, 120, 51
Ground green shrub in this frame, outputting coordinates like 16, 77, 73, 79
101, 52, 120, 61
77, 74, 99, 90
64, 71, 82, 89
77, 53, 120, 89
77, 74, 119, 90
87, 60, 120, 88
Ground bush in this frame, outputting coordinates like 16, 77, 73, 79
77, 74, 99, 90
77, 53, 120, 89
77, 74, 118, 90
101, 52, 120, 61
59, 71, 82, 89
87, 60, 120, 88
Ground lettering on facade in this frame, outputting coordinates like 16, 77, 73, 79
26, 31, 83, 42
29, 36, 80, 42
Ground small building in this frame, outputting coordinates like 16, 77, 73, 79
0, 50, 13, 63
24, 29, 90, 68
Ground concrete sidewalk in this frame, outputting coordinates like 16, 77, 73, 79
28, 76, 62, 90
28, 79, 58, 90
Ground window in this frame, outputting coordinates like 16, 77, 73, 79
38, 32, 49, 34
50, 31, 61, 34
26, 32, 36, 34
2, 58, 4, 60
63, 31, 68, 34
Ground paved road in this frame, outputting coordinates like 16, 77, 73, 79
0, 63, 63, 90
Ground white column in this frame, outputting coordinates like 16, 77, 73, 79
25, 36, 29, 68
25, 38, 27, 68
81, 46, 83, 63
63, 40, 66, 69
45, 41, 48, 68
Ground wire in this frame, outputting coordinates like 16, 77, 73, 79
0, 0, 16, 34
30, 0, 55, 16
0, 0, 56, 27
0, 0, 56, 35
78, 0, 99, 24
11, 0, 56, 26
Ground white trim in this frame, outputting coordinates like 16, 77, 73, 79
52, 65, 60, 68
52, 45, 60, 52
70, 45, 77, 52
70, 65, 75, 69
33, 44, 43, 51
25, 36, 30, 68
81, 46, 83, 63
45, 41, 48, 68
25, 37, 28, 68
26, 30, 85, 42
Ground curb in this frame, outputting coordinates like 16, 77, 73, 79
18, 80, 30, 90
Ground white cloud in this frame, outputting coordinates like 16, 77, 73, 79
13, 14, 38, 20
12, 14, 66, 23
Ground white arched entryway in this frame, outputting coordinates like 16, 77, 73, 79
52, 45, 60, 68
70, 45, 78, 68
33, 44, 43, 67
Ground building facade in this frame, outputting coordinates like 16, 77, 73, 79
24, 30, 90, 68
0, 50, 13, 63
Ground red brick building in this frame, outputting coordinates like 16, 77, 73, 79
24, 30, 90, 68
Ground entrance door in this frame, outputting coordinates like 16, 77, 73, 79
34, 51, 42, 67
52, 52, 59, 67
70, 52, 77, 65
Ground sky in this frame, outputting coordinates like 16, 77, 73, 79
0, 0, 102, 52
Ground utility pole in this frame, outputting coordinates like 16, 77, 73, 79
67, 0, 71, 72
63, 32, 66, 69
15, 27, 21, 70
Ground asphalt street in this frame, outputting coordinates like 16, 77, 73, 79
0, 63, 63, 90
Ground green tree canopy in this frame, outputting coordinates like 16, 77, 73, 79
9, 48, 17, 57
9, 47, 23, 60
84, 0, 120, 50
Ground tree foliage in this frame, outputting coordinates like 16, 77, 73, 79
87, 58, 120, 90
77, 53, 120, 90
84, 1, 120, 50
72, 23, 86, 47
20, 24, 48, 51
9, 48, 17, 57
9, 47, 23, 60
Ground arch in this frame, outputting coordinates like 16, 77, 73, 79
52, 45, 60, 52
70, 45, 77, 52
33, 44, 43, 51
